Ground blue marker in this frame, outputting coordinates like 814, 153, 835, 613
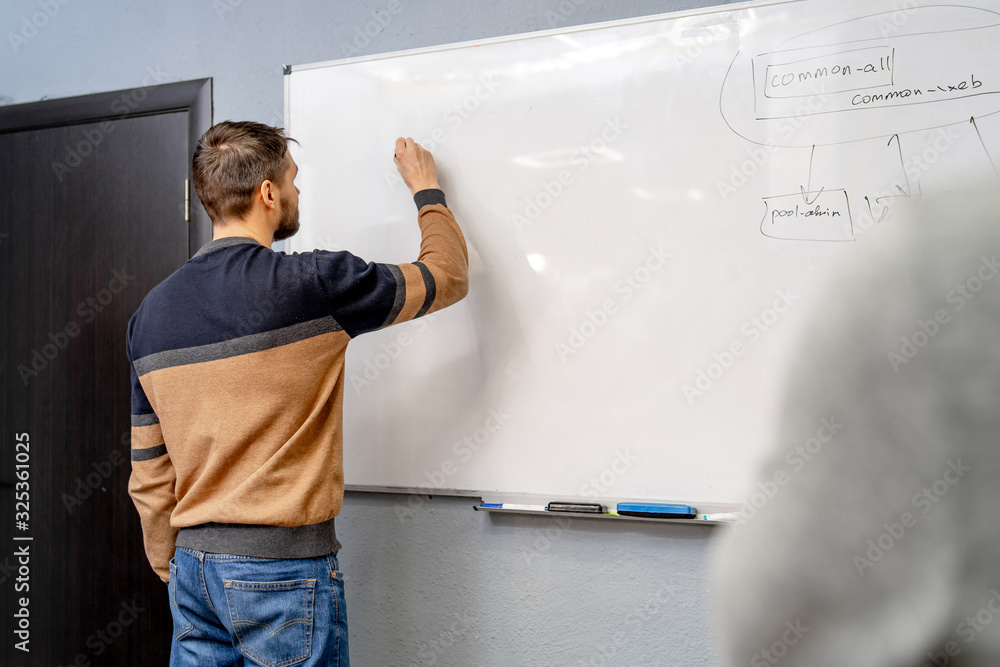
481, 503, 503, 508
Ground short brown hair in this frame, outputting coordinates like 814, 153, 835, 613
192, 121, 298, 223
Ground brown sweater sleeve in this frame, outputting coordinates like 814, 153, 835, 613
410, 198, 470, 317
127, 413, 179, 583
366, 190, 470, 329
294, 188, 470, 335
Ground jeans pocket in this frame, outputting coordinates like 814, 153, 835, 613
327, 556, 347, 625
168, 558, 194, 640
223, 578, 316, 667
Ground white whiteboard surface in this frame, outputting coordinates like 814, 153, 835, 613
285, 0, 1000, 507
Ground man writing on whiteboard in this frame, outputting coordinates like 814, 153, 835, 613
125, 120, 469, 666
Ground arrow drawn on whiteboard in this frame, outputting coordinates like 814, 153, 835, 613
864, 195, 887, 226
970, 116, 1000, 179
887, 134, 912, 197
799, 145, 824, 205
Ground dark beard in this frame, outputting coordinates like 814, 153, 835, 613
272, 194, 300, 242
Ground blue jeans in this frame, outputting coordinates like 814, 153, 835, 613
168, 546, 349, 667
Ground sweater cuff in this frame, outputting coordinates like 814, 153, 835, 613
414, 189, 447, 210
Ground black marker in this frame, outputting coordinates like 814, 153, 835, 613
546, 502, 604, 513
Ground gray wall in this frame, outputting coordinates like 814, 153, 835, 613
3, 1, 739, 664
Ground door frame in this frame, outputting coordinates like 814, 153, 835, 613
0, 78, 213, 256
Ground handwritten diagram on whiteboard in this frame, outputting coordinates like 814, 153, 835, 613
720, 4, 1000, 242
285, 0, 1000, 506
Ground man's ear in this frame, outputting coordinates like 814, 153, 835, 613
258, 179, 277, 210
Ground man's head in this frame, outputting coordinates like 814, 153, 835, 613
192, 121, 300, 242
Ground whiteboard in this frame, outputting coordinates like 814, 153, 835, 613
285, 0, 1000, 507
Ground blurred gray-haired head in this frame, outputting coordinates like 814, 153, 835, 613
710, 180, 1000, 667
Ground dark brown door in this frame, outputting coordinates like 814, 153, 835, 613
1, 107, 193, 664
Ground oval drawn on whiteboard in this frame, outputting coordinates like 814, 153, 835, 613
720, 5, 1000, 147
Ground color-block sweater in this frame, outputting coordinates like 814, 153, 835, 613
126, 189, 468, 583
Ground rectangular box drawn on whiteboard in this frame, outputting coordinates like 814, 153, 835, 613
761, 190, 854, 242
762, 46, 894, 99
